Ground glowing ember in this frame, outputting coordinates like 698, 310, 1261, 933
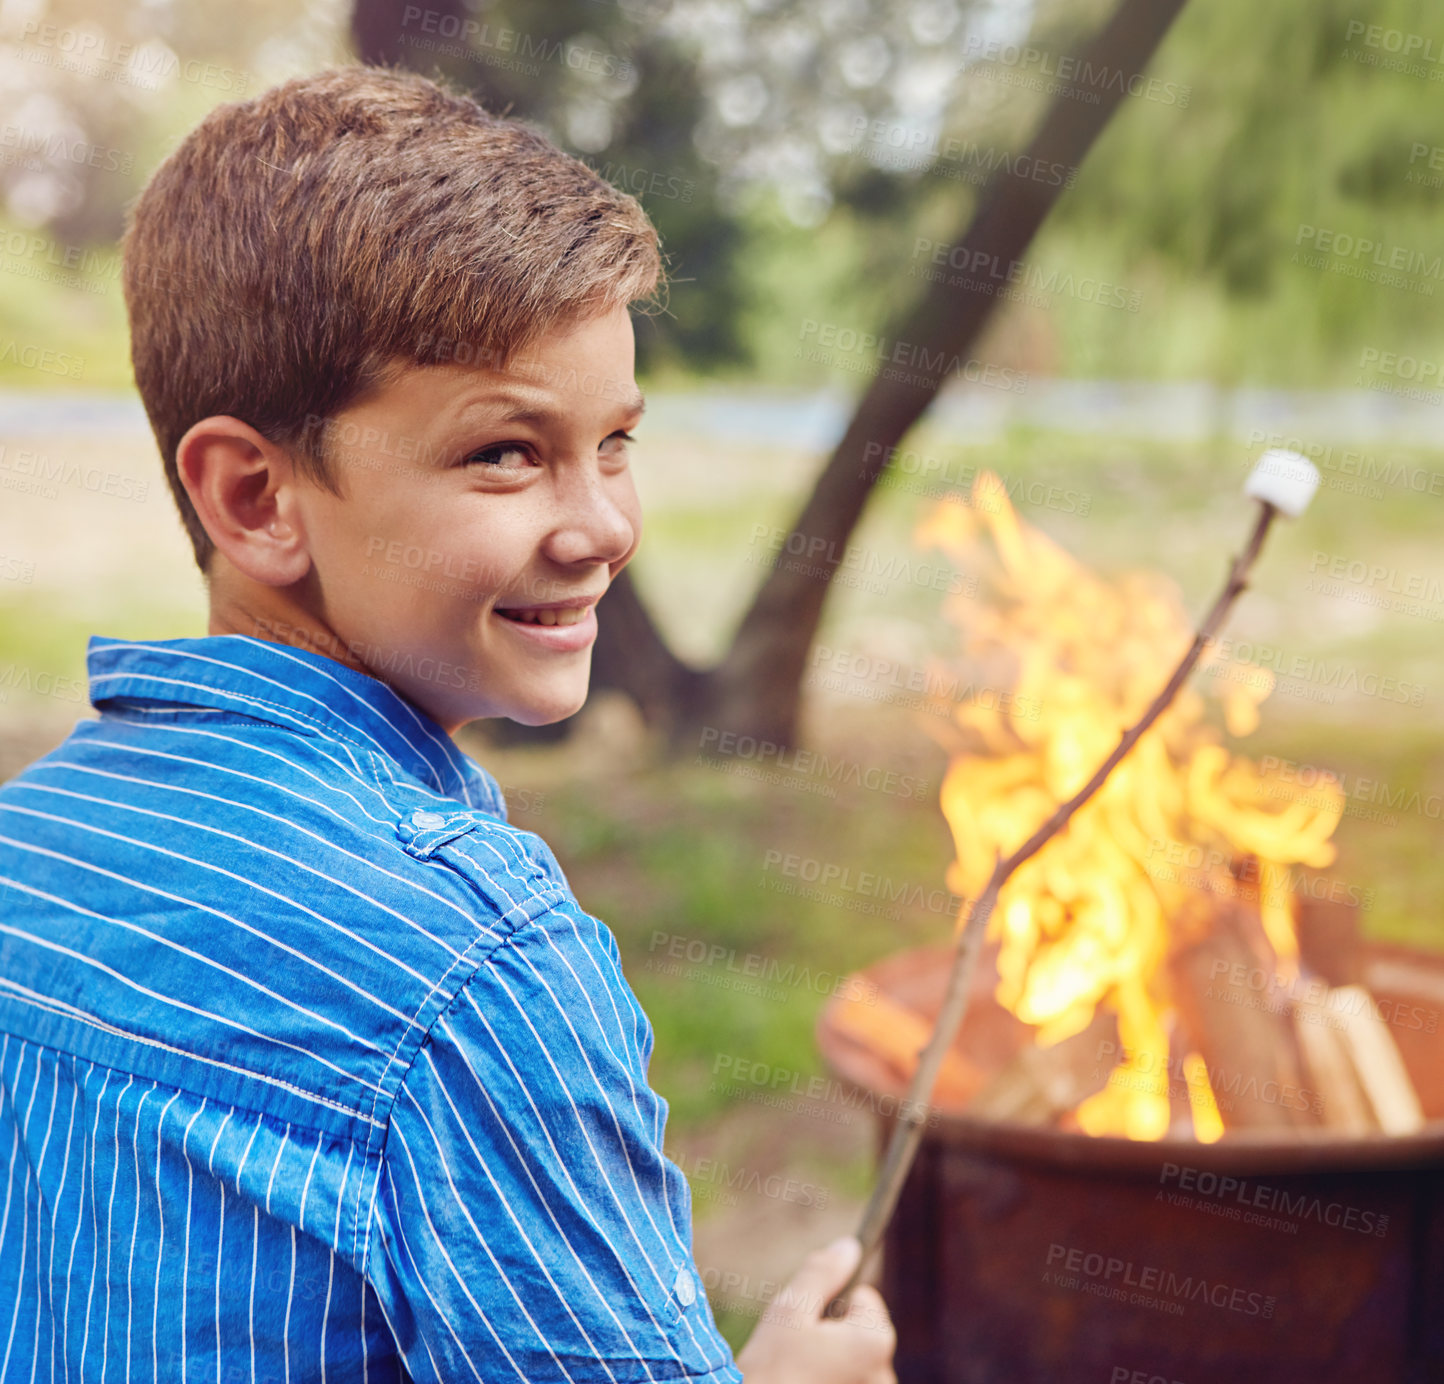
912, 471, 1344, 1140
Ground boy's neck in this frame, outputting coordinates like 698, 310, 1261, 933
206, 555, 371, 681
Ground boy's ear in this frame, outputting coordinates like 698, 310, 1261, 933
176, 416, 314, 588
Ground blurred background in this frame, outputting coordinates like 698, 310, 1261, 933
1, 0, 1442, 1351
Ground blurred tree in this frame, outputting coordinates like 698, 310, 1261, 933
353, 0, 1190, 750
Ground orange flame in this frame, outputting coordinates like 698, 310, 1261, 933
915, 472, 1344, 1139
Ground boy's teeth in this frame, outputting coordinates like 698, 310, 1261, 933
505, 606, 588, 626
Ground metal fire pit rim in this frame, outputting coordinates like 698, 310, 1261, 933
901, 1106, 1444, 1176
819, 940, 1444, 1178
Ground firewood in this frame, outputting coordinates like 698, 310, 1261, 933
1293, 895, 1364, 988
966, 1008, 1118, 1125
1328, 984, 1426, 1135
1168, 901, 1318, 1130
1291, 989, 1377, 1135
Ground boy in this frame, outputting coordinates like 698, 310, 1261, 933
0, 65, 896, 1383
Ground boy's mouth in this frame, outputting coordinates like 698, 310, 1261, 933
493, 597, 598, 627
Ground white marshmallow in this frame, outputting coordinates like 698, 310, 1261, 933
1244, 449, 1321, 517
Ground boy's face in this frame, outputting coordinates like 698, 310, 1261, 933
205, 306, 645, 734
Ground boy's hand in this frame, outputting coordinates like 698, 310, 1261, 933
734, 1237, 897, 1384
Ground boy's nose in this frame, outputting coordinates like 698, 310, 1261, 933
545, 474, 637, 567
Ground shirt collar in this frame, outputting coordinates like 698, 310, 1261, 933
85, 633, 505, 813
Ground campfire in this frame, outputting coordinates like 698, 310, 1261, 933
827, 468, 1426, 1142
816, 467, 1444, 1380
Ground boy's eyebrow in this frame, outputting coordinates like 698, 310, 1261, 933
461, 385, 646, 422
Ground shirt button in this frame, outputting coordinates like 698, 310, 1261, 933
674, 1268, 696, 1307
411, 809, 447, 829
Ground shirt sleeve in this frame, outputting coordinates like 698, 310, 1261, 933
365, 897, 743, 1384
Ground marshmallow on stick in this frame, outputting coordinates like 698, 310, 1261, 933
827, 450, 1322, 1317
1246, 448, 1322, 517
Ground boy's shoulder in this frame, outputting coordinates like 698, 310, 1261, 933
0, 696, 594, 1135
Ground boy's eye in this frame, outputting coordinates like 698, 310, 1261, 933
463, 443, 531, 469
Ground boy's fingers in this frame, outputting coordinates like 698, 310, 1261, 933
767, 1236, 863, 1321
843, 1285, 896, 1341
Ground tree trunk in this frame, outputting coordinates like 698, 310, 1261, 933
697, 0, 1192, 750
351, 0, 470, 66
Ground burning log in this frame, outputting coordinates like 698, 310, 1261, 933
1320, 985, 1426, 1136
1287, 893, 1427, 1134
1168, 900, 1318, 1130
1294, 894, 1366, 987
965, 1007, 1118, 1126
1291, 991, 1377, 1135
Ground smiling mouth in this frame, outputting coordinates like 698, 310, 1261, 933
494, 604, 595, 627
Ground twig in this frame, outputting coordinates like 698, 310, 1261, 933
824, 500, 1279, 1317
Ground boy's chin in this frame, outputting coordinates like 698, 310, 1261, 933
503, 684, 590, 727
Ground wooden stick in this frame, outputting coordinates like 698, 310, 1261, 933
825, 500, 1280, 1317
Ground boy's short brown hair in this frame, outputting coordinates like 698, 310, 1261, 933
122, 64, 662, 574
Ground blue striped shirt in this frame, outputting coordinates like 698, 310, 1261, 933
0, 634, 742, 1384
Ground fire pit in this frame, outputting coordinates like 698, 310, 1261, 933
818, 938, 1444, 1384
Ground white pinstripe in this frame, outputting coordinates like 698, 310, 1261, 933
122, 1089, 151, 1384
151, 1091, 182, 1384
0, 1042, 38, 1377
